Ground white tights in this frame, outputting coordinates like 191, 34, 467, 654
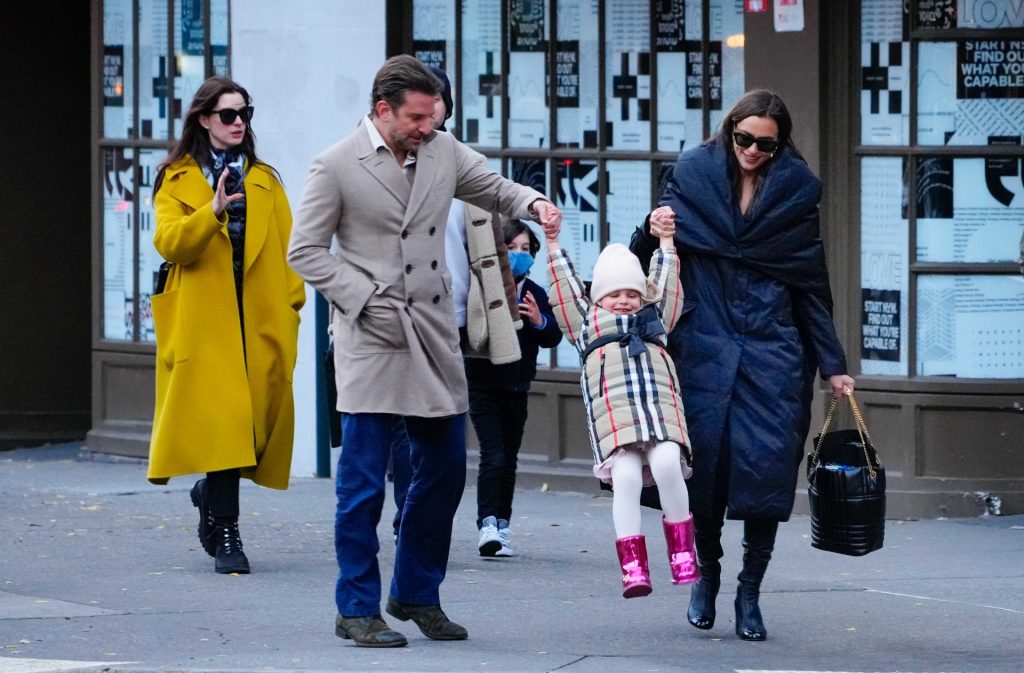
610, 441, 690, 539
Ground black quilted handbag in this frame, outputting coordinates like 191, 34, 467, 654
807, 391, 885, 556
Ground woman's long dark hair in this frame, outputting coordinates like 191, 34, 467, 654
153, 76, 272, 193
709, 89, 800, 199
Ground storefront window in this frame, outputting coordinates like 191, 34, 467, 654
413, 0, 744, 367
858, 0, 1024, 380
99, 0, 229, 343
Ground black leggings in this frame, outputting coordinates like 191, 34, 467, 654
205, 468, 241, 518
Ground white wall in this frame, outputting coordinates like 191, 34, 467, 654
231, 0, 385, 478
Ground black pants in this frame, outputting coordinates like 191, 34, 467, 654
205, 468, 241, 518
470, 389, 529, 528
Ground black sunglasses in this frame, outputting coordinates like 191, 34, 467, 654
732, 131, 779, 154
209, 105, 254, 125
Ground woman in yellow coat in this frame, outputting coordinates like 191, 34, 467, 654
148, 77, 305, 574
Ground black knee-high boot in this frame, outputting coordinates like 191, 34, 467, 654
734, 519, 779, 641
686, 515, 724, 629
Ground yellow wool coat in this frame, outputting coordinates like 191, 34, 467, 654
147, 157, 305, 489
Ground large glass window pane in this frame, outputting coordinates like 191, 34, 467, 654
462, 0, 503, 146
860, 157, 909, 376
211, 0, 230, 77
103, 0, 134, 139
139, 0, 170, 140
138, 149, 165, 343
509, 0, 550, 148
604, 0, 650, 150
917, 40, 1024, 146
917, 275, 1024, 378
103, 147, 136, 341
606, 161, 651, 245
655, 0, 703, 153
554, 158, 599, 364
708, 0, 745, 133
413, 0, 457, 133
555, 0, 599, 148
174, 0, 206, 138
511, 157, 551, 366
917, 156, 1024, 262
860, 0, 908, 145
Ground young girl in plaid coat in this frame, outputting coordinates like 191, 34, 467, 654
544, 218, 698, 598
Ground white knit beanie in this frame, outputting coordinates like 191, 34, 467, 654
590, 243, 646, 303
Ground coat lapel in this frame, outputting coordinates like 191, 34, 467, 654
166, 161, 215, 212
356, 124, 411, 208
243, 165, 271, 273
403, 136, 440, 228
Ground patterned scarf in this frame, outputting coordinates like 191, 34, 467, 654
204, 148, 247, 311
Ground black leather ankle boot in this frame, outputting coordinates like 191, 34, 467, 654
687, 515, 723, 629
213, 517, 250, 574
734, 520, 778, 641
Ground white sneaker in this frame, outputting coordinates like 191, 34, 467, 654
495, 521, 513, 557
478, 516, 501, 557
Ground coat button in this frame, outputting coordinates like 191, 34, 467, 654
431, 260, 438, 270
407, 297, 415, 307
405, 264, 413, 274
432, 295, 440, 304
429, 226, 436, 235
401, 230, 409, 239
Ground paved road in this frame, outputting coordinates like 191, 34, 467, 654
1, 444, 1022, 673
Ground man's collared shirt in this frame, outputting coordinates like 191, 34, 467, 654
363, 116, 416, 176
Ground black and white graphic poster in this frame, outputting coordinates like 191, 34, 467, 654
862, 289, 902, 362
139, 0, 169, 140
555, 158, 600, 367
860, 157, 909, 375
860, 0, 909, 144
708, 0, 744, 133
103, 148, 135, 341
606, 161, 652, 245
917, 155, 1024, 263
509, 0, 548, 148
414, 0, 456, 132
103, 0, 132, 138
918, 39, 1024, 146
139, 149, 162, 342
605, 0, 650, 150
655, 0, 702, 152
555, 0, 599, 148
461, 0, 502, 146
917, 275, 1024, 378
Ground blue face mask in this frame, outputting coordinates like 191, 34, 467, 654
508, 251, 534, 279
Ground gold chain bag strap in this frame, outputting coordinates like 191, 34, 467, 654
807, 389, 886, 556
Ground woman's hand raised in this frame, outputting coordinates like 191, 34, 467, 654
212, 168, 244, 218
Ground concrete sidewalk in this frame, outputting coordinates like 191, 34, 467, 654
1, 443, 1022, 673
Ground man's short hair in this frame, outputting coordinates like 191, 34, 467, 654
370, 54, 444, 117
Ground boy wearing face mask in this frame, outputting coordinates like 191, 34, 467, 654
465, 219, 563, 557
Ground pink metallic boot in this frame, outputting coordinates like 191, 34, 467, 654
663, 515, 701, 585
615, 535, 653, 598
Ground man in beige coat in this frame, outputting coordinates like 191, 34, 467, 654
288, 55, 562, 648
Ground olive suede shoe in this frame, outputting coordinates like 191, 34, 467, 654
334, 614, 408, 648
385, 597, 468, 641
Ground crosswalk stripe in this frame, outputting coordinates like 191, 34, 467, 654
0, 659, 131, 673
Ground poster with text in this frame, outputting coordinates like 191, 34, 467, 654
860, 157, 909, 375
461, 0, 503, 146
605, 0, 650, 150
917, 275, 1024, 378
556, 0, 600, 148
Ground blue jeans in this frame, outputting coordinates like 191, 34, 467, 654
389, 420, 412, 536
334, 412, 466, 617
